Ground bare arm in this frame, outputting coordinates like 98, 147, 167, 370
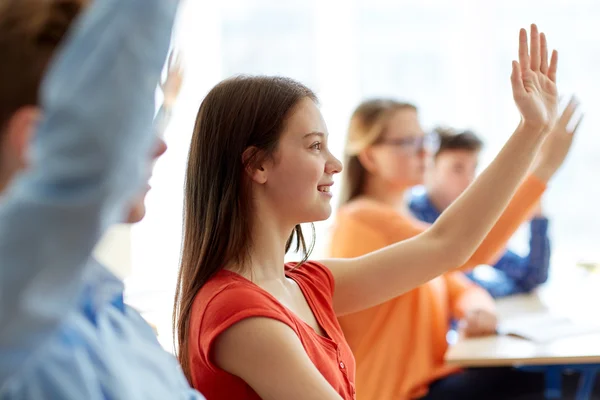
327, 122, 543, 315
325, 25, 561, 316
214, 318, 343, 400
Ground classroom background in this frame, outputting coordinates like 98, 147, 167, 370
94, 0, 600, 346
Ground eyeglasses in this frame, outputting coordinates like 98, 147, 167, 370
376, 133, 440, 154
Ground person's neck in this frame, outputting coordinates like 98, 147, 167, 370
238, 204, 295, 285
425, 184, 453, 213
361, 174, 411, 215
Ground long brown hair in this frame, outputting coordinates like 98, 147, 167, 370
0, 0, 87, 132
174, 75, 318, 381
338, 99, 417, 206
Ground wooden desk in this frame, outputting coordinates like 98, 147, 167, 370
446, 332, 600, 367
446, 292, 600, 367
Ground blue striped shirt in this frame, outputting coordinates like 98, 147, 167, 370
409, 192, 551, 298
0, 0, 203, 398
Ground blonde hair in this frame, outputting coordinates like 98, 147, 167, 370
338, 99, 417, 205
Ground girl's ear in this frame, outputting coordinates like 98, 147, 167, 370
242, 146, 268, 184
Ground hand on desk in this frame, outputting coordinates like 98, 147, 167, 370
459, 308, 498, 338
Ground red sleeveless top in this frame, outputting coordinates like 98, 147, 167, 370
188, 261, 356, 399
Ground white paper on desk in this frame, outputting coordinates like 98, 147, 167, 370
498, 312, 600, 343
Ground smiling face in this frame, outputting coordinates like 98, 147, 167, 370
256, 98, 343, 225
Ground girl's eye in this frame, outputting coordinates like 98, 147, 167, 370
311, 142, 322, 151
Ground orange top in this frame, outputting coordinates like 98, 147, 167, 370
188, 261, 357, 400
328, 175, 546, 399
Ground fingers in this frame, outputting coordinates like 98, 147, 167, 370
160, 51, 179, 90
518, 28, 530, 73
511, 60, 526, 96
462, 320, 484, 337
530, 24, 541, 71
540, 32, 549, 74
463, 310, 497, 337
172, 51, 183, 70
557, 96, 579, 129
165, 49, 184, 75
521, 25, 557, 81
462, 314, 478, 337
573, 115, 584, 134
458, 318, 477, 338
169, 50, 182, 70
548, 50, 559, 83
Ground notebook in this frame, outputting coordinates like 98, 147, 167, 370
498, 312, 600, 343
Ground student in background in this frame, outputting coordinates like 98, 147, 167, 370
410, 112, 581, 298
328, 28, 580, 399
0, 0, 204, 398
176, 25, 561, 400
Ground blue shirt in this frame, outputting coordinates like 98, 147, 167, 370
409, 192, 551, 298
0, 0, 203, 398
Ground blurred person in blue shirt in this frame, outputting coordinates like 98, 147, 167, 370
0, 0, 204, 398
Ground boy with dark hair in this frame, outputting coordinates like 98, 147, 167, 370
411, 125, 551, 297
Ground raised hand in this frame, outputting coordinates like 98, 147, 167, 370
511, 24, 558, 130
160, 50, 184, 107
531, 96, 583, 182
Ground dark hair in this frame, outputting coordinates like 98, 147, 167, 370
433, 126, 483, 158
0, 0, 87, 133
174, 75, 318, 381
338, 98, 417, 206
